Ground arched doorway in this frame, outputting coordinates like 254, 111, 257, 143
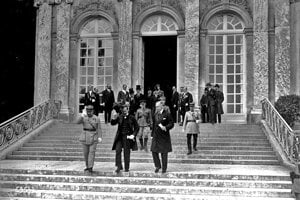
141, 15, 178, 105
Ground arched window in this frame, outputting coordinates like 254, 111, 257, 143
141, 15, 178, 36
78, 18, 113, 112
207, 14, 246, 115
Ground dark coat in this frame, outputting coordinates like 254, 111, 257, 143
84, 91, 100, 114
117, 90, 129, 104
102, 89, 115, 110
111, 114, 139, 151
171, 91, 179, 111
151, 110, 174, 153
215, 90, 224, 114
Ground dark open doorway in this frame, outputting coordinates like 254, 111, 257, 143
143, 36, 177, 106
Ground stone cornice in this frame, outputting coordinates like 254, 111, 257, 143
290, 0, 300, 4
244, 27, 254, 36
34, 0, 73, 7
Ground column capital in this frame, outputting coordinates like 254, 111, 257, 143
200, 29, 208, 37
111, 32, 119, 39
268, 29, 275, 36
177, 30, 185, 37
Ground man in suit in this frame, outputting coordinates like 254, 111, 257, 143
84, 85, 100, 116
101, 84, 115, 124
134, 85, 145, 113
111, 102, 139, 173
151, 101, 174, 174
117, 84, 129, 104
179, 87, 193, 125
206, 83, 216, 124
170, 86, 179, 123
214, 84, 224, 123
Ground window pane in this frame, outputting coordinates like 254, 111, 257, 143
236, 85, 241, 93
97, 76, 104, 85
227, 105, 234, 113
87, 67, 94, 75
98, 49, 105, 57
227, 46, 234, 54
236, 55, 241, 63
227, 95, 234, 103
80, 77, 86, 85
236, 75, 241, 83
209, 65, 214, 73
227, 23, 233, 30
227, 65, 234, 73
209, 75, 214, 83
81, 41, 87, 48
105, 48, 113, 57
236, 45, 241, 54
236, 65, 241, 73
209, 56, 214, 63
209, 36, 215, 44
216, 45, 223, 54
216, 55, 223, 64
227, 36, 234, 44
79, 86, 86, 94
80, 49, 87, 57
236, 35, 242, 44
227, 55, 234, 64
104, 40, 113, 48
236, 95, 241, 103
88, 39, 95, 47
80, 67, 86, 75
209, 46, 215, 54
227, 85, 234, 93
105, 57, 113, 66
105, 67, 113, 76
79, 96, 85, 104
98, 58, 104, 66
88, 58, 94, 66
216, 36, 223, 44
105, 76, 112, 85
88, 49, 94, 57
216, 75, 223, 83
227, 75, 234, 83
216, 65, 223, 73
98, 40, 102, 48
97, 67, 104, 76
87, 77, 94, 85
236, 104, 241, 113
80, 58, 86, 66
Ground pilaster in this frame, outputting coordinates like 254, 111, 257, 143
177, 30, 185, 93
185, 0, 199, 104
199, 29, 207, 103
34, 1, 53, 105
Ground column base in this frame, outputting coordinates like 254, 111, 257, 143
247, 108, 262, 124
58, 107, 71, 122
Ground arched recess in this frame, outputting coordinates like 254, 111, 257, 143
199, 3, 253, 123
132, 4, 185, 92
69, 10, 119, 115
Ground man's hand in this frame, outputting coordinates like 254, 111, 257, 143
127, 135, 135, 140
159, 123, 166, 131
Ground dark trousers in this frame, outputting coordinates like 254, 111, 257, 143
115, 138, 131, 170
152, 152, 168, 171
104, 107, 112, 123
201, 106, 209, 123
216, 114, 221, 123
170, 107, 177, 123
187, 134, 198, 152
208, 105, 216, 124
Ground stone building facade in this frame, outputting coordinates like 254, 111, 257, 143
33, 0, 300, 123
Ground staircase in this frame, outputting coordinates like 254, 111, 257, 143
0, 121, 293, 199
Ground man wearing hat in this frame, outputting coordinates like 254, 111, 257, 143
206, 83, 217, 124
101, 84, 115, 124
76, 104, 102, 173
111, 102, 139, 173
135, 99, 152, 151
151, 101, 174, 174
179, 87, 193, 125
182, 102, 200, 155
134, 85, 145, 114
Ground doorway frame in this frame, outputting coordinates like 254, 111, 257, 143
132, 6, 185, 92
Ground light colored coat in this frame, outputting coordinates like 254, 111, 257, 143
182, 111, 200, 134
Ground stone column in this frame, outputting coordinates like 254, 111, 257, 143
112, 32, 120, 92
185, 0, 199, 104
199, 29, 207, 103
118, 0, 133, 90
253, 0, 269, 108
132, 31, 140, 87
177, 30, 185, 91
53, 0, 73, 120
34, 0, 53, 105
290, 0, 300, 95
275, 0, 290, 98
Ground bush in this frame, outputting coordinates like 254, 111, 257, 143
274, 95, 300, 127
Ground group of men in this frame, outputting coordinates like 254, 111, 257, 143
200, 83, 224, 124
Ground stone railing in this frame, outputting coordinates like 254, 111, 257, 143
0, 100, 61, 152
262, 98, 300, 165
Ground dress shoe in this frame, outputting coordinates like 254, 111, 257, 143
88, 168, 93, 173
84, 168, 89, 172
154, 167, 161, 173
115, 167, 121, 173
193, 148, 198, 151
125, 169, 129, 172
187, 151, 192, 155
161, 170, 167, 174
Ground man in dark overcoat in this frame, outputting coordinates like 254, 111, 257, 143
170, 86, 179, 123
117, 84, 129, 104
151, 101, 174, 174
84, 85, 100, 115
101, 85, 115, 124
206, 83, 217, 124
214, 84, 224, 123
111, 103, 139, 173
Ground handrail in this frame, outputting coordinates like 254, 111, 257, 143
261, 98, 299, 164
0, 100, 61, 152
